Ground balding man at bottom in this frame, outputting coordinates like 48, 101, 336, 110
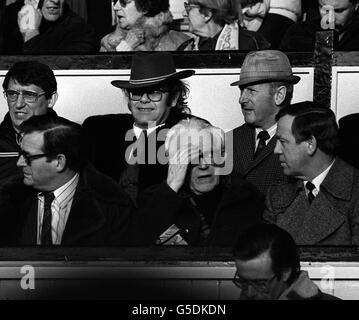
0, 115, 133, 246
264, 101, 359, 245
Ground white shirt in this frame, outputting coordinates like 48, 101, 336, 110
255, 124, 277, 150
132, 123, 166, 139
304, 159, 336, 198
37, 173, 79, 245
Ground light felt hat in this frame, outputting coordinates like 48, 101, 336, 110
111, 52, 195, 89
230, 50, 300, 87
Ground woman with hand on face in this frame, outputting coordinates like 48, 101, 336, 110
101, 0, 190, 51
179, 0, 270, 50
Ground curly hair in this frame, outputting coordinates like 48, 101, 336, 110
135, 0, 169, 17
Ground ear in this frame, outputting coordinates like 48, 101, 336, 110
54, 154, 67, 172
306, 136, 317, 156
280, 267, 292, 283
274, 85, 287, 106
202, 9, 213, 22
47, 91, 58, 109
169, 91, 180, 108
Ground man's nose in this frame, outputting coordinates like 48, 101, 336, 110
198, 158, 210, 169
16, 154, 26, 167
183, 9, 188, 17
139, 93, 151, 103
274, 139, 281, 154
15, 93, 26, 108
239, 90, 247, 104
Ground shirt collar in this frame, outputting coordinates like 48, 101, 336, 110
304, 159, 336, 192
133, 123, 166, 139
255, 123, 277, 140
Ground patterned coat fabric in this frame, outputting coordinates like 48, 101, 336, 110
230, 123, 288, 197
263, 158, 359, 245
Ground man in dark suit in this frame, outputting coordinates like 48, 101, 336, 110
264, 101, 359, 245
229, 50, 300, 196
0, 60, 59, 189
82, 52, 195, 205
0, 114, 133, 246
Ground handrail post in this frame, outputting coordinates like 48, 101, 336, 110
313, 30, 337, 108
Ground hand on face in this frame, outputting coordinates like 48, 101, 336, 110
167, 145, 200, 193
18, 4, 42, 34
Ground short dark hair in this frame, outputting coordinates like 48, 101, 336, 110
195, 0, 237, 25
20, 115, 84, 172
233, 223, 301, 285
275, 101, 339, 156
3, 61, 57, 99
134, 0, 169, 17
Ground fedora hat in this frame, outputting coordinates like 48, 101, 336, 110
230, 50, 300, 87
111, 52, 195, 89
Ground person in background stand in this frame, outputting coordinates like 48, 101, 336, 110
82, 52, 195, 206
0, 60, 59, 188
100, 0, 189, 51
179, 0, 270, 50
2, 0, 98, 53
228, 50, 300, 197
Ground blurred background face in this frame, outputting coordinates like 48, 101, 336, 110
114, 0, 144, 29
41, 0, 65, 22
183, 1, 207, 35
189, 159, 220, 195
6, 79, 51, 132
319, 0, 359, 31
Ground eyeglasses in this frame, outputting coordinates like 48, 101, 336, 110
114, 0, 133, 8
233, 272, 277, 293
4, 90, 46, 103
128, 89, 168, 102
184, 2, 201, 13
18, 150, 49, 165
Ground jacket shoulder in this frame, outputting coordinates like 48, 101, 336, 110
239, 28, 270, 50
83, 113, 133, 127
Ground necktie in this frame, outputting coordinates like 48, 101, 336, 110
254, 130, 270, 159
138, 130, 148, 164
306, 181, 316, 204
41, 192, 55, 245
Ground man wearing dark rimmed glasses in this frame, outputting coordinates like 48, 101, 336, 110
82, 52, 196, 205
0, 60, 59, 188
233, 223, 339, 300
0, 114, 134, 246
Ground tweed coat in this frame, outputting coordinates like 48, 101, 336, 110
230, 123, 288, 196
263, 158, 359, 245
0, 163, 133, 246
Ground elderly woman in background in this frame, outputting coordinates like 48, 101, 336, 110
101, 0, 190, 51
179, 0, 269, 50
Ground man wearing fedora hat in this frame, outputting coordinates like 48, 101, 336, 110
82, 52, 195, 205
229, 49, 300, 196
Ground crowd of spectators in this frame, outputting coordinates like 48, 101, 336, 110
1, 0, 359, 53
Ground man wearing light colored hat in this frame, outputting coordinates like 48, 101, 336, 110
229, 49, 300, 196
82, 52, 195, 205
